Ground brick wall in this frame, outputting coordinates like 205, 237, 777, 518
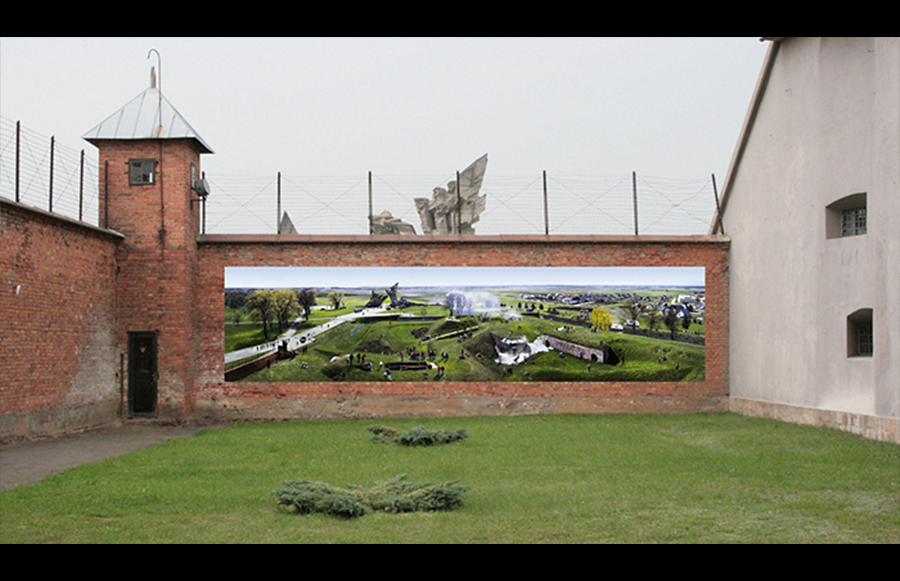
1, 183, 731, 435
95, 139, 202, 420
194, 235, 729, 421
1, 199, 122, 441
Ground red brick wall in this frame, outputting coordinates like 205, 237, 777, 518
194, 235, 729, 421
95, 139, 202, 419
1, 199, 122, 440
2, 135, 731, 436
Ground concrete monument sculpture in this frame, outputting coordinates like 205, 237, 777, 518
370, 154, 488, 235
416, 154, 487, 235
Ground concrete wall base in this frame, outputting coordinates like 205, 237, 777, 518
0, 399, 121, 444
194, 394, 729, 423
730, 397, 899, 444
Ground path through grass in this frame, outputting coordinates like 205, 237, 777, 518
1, 413, 897, 543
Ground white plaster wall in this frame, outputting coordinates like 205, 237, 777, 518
725, 37, 899, 421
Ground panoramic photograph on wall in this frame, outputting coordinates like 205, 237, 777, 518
224, 267, 706, 383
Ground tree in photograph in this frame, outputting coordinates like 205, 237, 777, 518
224, 289, 249, 310
622, 298, 644, 333
663, 305, 680, 341
681, 308, 692, 332
328, 290, 344, 310
272, 289, 300, 334
645, 305, 661, 337
295, 288, 317, 321
246, 289, 274, 340
590, 307, 613, 332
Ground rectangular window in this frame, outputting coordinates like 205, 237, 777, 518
847, 308, 873, 357
856, 320, 873, 356
841, 207, 866, 237
128, 159, 156, 185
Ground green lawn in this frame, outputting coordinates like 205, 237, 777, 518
1, 413, 897, 543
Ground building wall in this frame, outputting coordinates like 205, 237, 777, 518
192, 235, 730, 421
723, 37, 900, 442
1, 199, 122, 441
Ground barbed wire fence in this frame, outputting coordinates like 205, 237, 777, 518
0, 117, 101, 226
206, 171, 719, 236
2, 117, 720, 236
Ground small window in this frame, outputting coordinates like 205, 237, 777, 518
128, 159, 157, 185
847, 308, 873, 357
826, 192, 866, 239
841, 207, 866, 236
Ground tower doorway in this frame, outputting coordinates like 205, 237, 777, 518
128, 331, 158, 417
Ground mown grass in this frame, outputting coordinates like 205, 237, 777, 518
3, 413, 895, 544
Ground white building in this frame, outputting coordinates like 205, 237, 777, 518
716, 38, 899, 442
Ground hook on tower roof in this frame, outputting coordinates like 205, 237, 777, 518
147, 48, 161, 90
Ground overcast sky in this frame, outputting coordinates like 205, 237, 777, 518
224, 266, 705, 290
1, 37, 769, 181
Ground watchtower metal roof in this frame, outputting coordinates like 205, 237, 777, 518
83, 82, 213, 154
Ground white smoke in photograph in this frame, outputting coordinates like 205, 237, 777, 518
444, 291, 500, 316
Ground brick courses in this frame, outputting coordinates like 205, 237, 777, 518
194, 235, 730, 421
3, 132, 730, 435
94, 139, 203, 420
1, 199, 122, 440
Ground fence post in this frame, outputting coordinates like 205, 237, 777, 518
79, 149, 85, 221
15, 121, 21, 202
202, 174, 207, 235
456, 170, 462, 234
542, 170, 549, 235
711, 173, 724, 235
632, 171, 639, 235
104, 160, 109, 228
49, 136, 55, 213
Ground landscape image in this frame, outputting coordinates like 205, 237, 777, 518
224, 267, 706, 383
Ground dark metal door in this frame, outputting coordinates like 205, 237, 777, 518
128, 331, 158, 417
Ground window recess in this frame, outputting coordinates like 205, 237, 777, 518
847, 308, 873, 357
826, 192, 867, 239
128, 159, 157, 186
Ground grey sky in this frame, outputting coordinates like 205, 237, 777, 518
1, 37, 768, 182
224, 266, 705, 290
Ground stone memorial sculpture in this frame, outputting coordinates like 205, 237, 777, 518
369, 210, 417, 235
369, 154, 488, 235
279, 211, 297, 234
416, 154, 487, 235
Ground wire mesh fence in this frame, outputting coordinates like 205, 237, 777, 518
2, 117, 719, 236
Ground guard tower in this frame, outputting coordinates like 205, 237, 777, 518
83, 65, 213, 420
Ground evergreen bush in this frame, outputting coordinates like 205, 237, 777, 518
275, 475, 469, 518
368, 424, 468, 446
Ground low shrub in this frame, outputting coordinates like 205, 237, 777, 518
275, 475, 469, 518
368, 425, 468, 446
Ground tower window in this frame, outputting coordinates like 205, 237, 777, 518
847, 308, 873, 357
128, 159, 157, 185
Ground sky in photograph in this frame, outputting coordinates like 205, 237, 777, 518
0, 37, 769, 181
224, 266, 705, 290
